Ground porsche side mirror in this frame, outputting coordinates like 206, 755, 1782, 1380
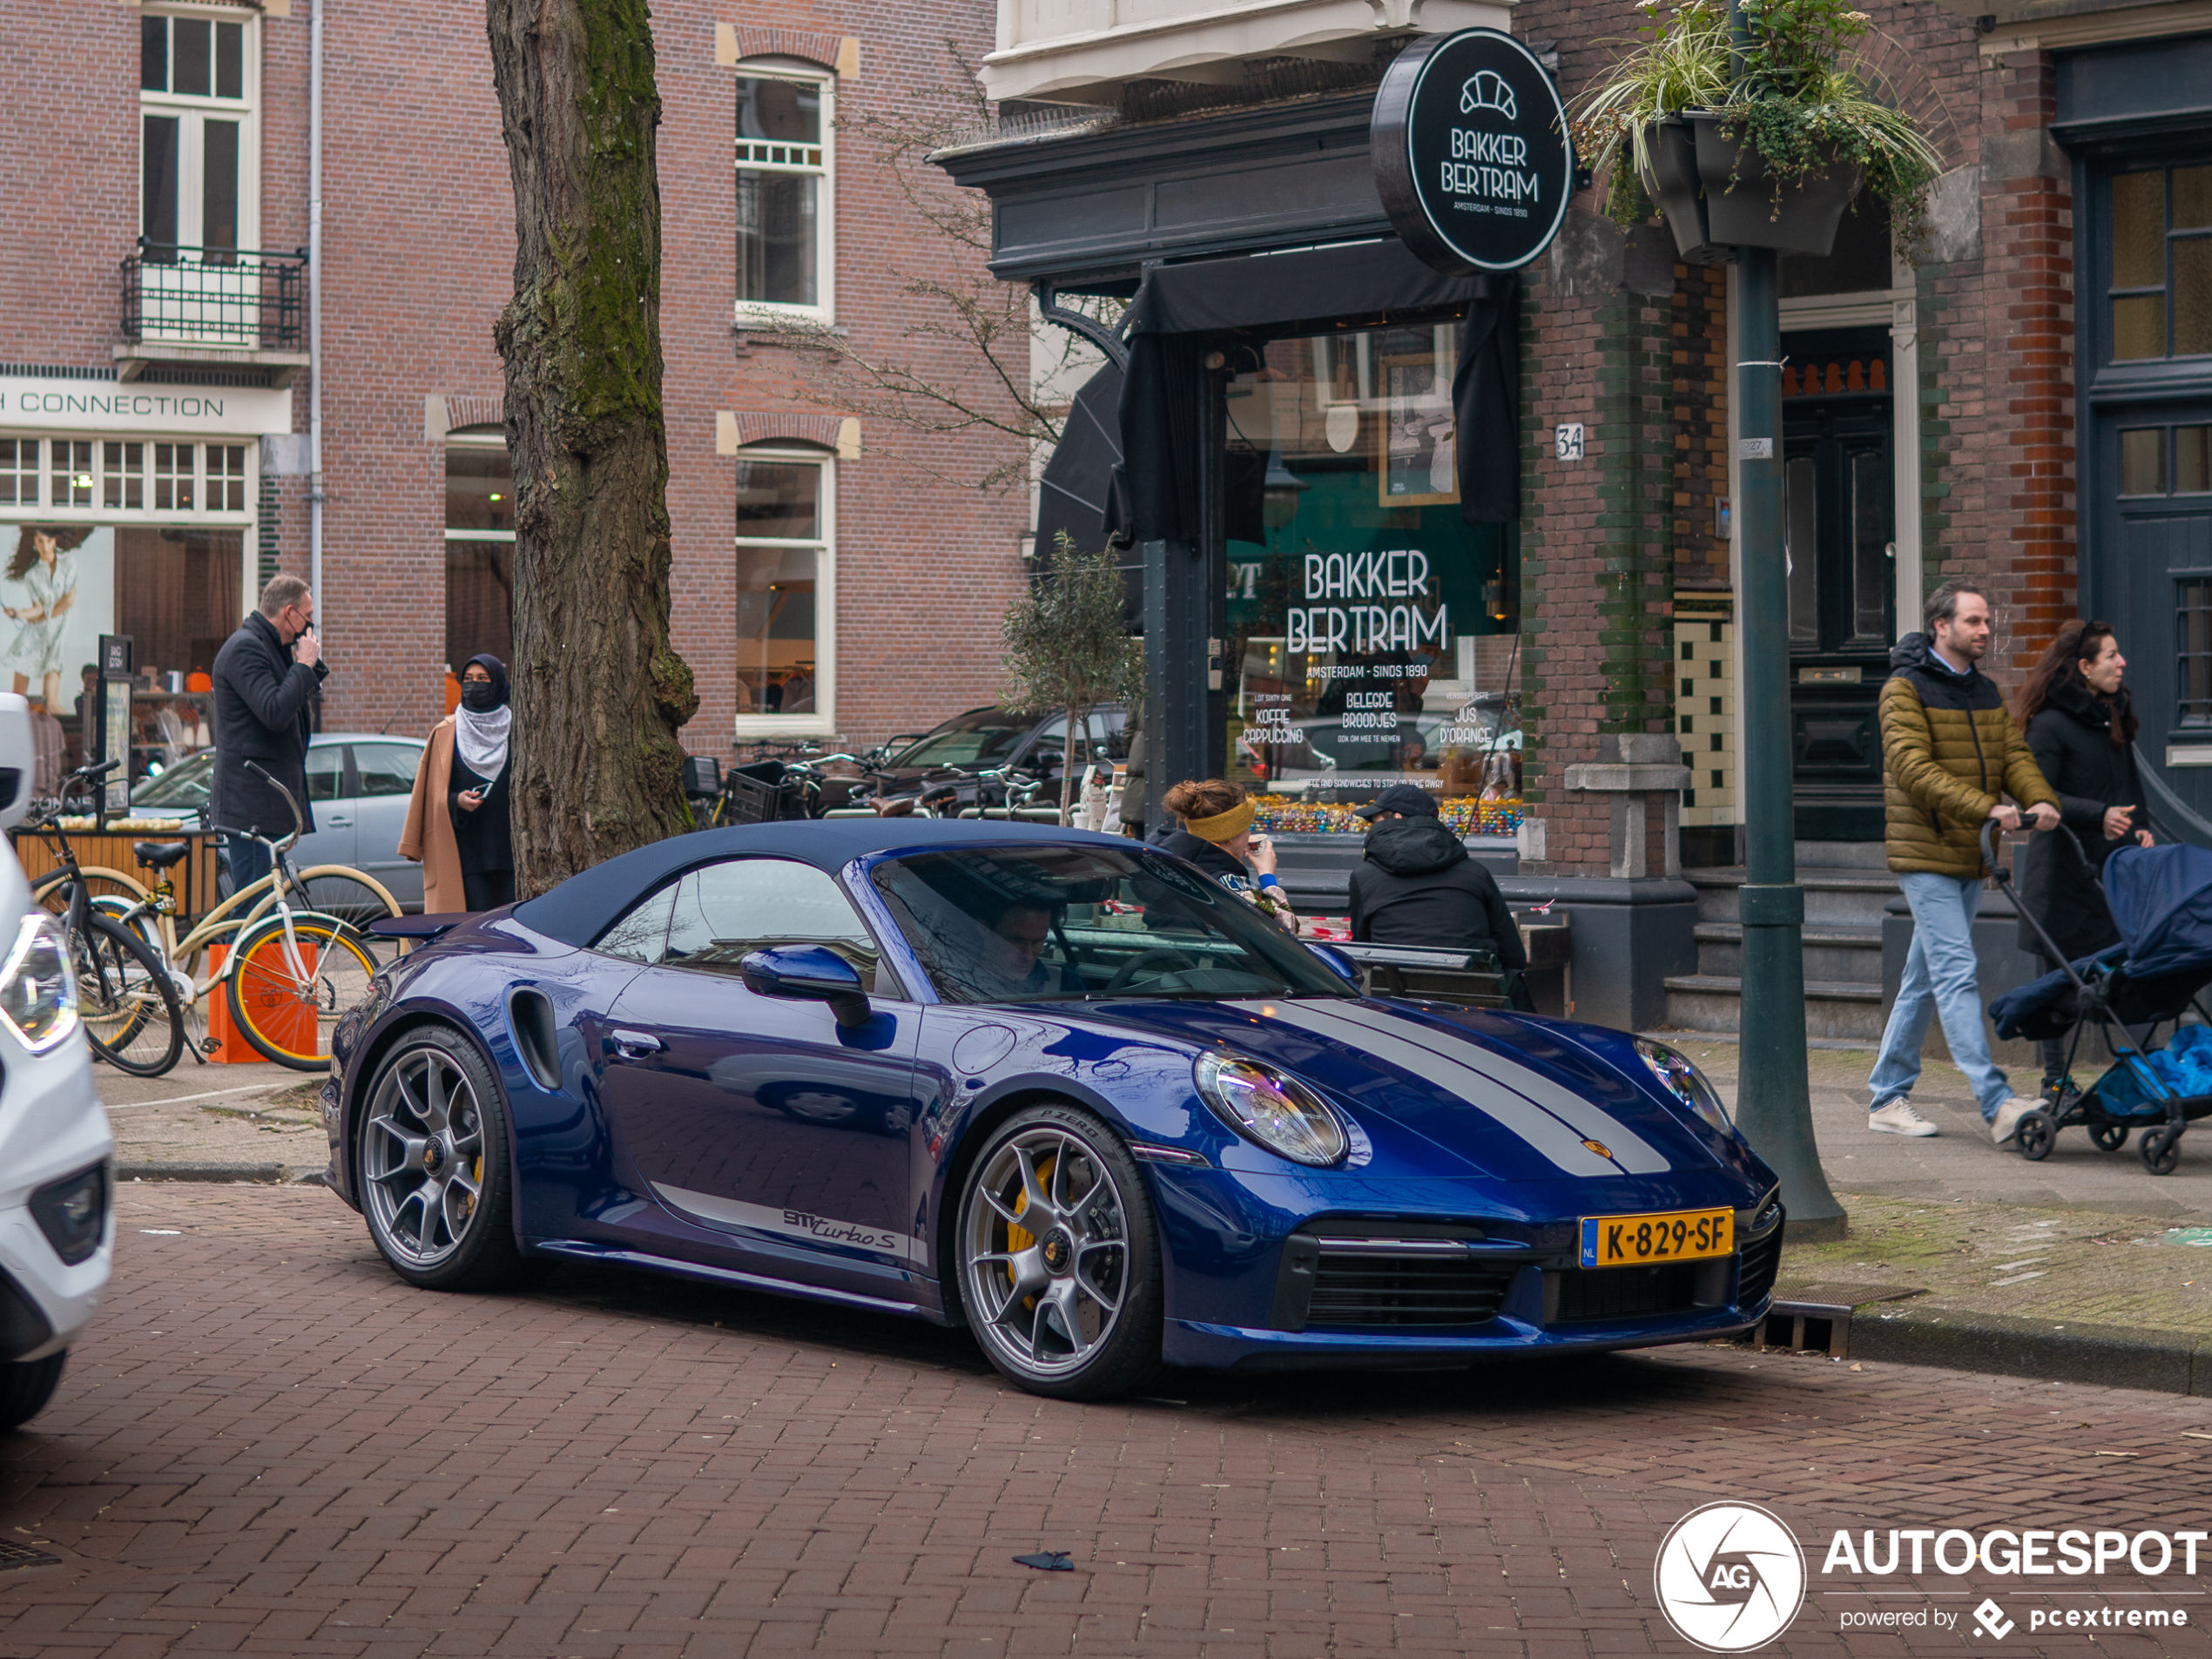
739, 944, 872, 1028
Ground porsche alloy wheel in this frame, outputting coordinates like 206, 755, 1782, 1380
360, 1028, 537, 1291
957, 1104, 1162, 1399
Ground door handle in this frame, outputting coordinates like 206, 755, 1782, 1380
606, 1028, 664, 1060
325, 815, 354, 829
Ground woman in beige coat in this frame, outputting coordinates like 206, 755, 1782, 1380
399, 656, 513, 913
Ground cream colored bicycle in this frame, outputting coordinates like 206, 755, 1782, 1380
30, 762, 404, 1069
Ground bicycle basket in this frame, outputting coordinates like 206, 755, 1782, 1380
723, 761, 800, 825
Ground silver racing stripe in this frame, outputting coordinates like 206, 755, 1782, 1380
1238, 1001, 1621, 1177
1306, 1001, 1672, 1175
653, 1184, 927, 1263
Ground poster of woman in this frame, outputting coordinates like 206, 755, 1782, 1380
0, 526, 111, 714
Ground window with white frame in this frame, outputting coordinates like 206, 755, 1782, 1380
733, 65, 833, 319
0, 441, 37, 509
445, 429, 516, 672
733, 448, 833, 728
140, 8, 255, 260
0, 437, 251, 523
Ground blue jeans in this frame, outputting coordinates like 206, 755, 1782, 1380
222, 834, 272, 900
1867, 872, 2011, 1122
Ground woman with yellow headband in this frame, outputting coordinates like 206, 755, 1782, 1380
1157, 779, 1298, 932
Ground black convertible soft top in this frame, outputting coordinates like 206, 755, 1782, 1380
509, 818, 1134, 948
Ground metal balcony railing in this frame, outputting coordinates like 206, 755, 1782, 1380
120, 242, 307, 352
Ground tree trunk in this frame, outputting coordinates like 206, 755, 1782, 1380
485, 0, 698, 895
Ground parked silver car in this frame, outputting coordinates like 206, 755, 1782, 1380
132, 733, 428, 911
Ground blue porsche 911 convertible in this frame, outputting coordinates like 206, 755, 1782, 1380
322, 819, 1783, 1398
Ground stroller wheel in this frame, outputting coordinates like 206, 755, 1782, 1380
2091, 1123, 2129, 1152
2141, 1126, 2184, 1177
2016, 1110, 2056, 1161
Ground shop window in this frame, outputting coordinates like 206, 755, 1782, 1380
444, 432, 515, 674
1, 439, 39, 509
114, 529, 243, 685
152, 443, 193, 511
733, 67, 832, 318
139, 11, 253, 261
2181, 579, 2212, 726
734, 448, 830, 726
206, 444, 246, 512
1221, 324, 1514, 800
103, 442, 144, 511
48, 442, 93, 510
2107, 165, 2212, 362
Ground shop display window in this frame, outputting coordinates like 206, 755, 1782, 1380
1223, 325, 1518, 834
0, 441, 38, 509
734, 451, 829, 725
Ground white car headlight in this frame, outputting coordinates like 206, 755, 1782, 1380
1193, 1052, 1347, 1167
1635, 1037, 1731, 1136
0, 914, 78, 1053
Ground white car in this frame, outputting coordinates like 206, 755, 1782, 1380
0, 693, 111, 1431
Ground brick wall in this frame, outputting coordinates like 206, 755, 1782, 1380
1, 0, 1023, 757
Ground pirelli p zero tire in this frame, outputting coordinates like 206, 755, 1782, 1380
956, 1103, 1163, 1400
358, 1027, 543, 1292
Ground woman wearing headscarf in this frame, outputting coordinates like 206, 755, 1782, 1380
399, 654, 515, 912
1157, 779, 1298, 934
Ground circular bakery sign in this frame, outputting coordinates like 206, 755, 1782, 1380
1372, 29, 1574, 275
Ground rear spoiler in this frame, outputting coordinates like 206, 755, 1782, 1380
368, 913, 474, 941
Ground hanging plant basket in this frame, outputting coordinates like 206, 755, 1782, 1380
1688, 111, 1864, 257
1635, 118, 1730, 266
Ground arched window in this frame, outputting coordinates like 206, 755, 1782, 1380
733, 444, 835, 735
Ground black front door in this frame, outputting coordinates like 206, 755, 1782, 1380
1782, 330, 1896, 841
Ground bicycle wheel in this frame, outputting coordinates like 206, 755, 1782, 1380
224, 913, 380, 1070
71, 911, 185, 1077
33, 867, 150, 920
292, 866, 404, 929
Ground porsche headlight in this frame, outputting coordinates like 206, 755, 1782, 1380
1193, 1052, 1347, 1167
1635, 1038, 1731, 1136
0, 914, 78, 1053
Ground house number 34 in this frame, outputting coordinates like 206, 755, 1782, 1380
1554, 423, 1584, 461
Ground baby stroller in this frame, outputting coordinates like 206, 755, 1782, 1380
1987, 821, 2212, 1174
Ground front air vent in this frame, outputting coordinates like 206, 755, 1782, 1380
1552, 1262, 1705, 1324
1272, 1226, 1517, 1331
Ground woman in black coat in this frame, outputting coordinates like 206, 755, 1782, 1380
2014, 619, 2155, 1100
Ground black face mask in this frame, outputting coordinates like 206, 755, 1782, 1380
461, 682, 502, 714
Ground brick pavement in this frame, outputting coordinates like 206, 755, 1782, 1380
4, 1184, 2212, 1656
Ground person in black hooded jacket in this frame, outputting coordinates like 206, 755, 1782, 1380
2013, 620, 2155, 1100
1347, 785, 1528, 974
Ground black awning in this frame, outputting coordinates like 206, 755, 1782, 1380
1103, 239, 1520, 547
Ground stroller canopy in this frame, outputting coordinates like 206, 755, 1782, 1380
2104, 842, 2212, 979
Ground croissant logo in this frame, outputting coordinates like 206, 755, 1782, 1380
1460, 70, 1516, 119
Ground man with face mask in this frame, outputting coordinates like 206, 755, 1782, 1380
400, 654, 515, 911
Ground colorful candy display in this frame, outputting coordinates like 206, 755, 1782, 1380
1253, 796, 1521, 837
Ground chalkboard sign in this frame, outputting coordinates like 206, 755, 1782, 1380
1372, 29, 1574, 276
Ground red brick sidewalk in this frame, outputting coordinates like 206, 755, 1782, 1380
3, 1184, 2209, 1656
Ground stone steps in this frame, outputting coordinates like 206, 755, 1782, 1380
1664, 851, 1900, 1039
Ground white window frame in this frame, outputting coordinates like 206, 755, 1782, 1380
730, 58, 835, 327
442, 428, 516, 546
732, 444, 836, 739
138, 5, 262, 256
0, 435, 254, 527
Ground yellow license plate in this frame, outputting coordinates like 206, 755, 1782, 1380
1578, 1207, 1734, 1268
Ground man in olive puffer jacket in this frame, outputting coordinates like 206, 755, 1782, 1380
1865, 579, 2060, 1145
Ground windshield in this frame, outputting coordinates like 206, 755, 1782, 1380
871, 845, 1350, 1004
132, 751, 214, 808
887, 709, 1031, 770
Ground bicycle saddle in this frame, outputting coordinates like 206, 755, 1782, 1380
133, 841, 191, 870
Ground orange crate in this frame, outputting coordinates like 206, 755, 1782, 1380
207, 937, 320, 1063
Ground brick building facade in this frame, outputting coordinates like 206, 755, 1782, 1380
0, 0, 1026, 773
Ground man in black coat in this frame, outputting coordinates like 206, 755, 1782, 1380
1348, 785, 1528, 978
209, 574, 326, 894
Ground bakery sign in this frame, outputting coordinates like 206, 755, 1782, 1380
1372, 29, 1574, 276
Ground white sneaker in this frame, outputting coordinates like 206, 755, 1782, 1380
1989, 1096, 2037, 1145
1869, 1099, 1939, 1137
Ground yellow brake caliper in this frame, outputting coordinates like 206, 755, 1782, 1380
1004, 1154, 1055, 1305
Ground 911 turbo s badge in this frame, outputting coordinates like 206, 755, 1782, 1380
651, 1184, 927, 1264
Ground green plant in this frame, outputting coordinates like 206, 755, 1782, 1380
1570, 0, 1943, 239
999, 532, 1144, 825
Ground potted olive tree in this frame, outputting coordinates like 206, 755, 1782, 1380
1570, 0, 1941, 260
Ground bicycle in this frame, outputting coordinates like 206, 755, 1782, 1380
24, 760, 189, 1076
31, 760, 401, 1071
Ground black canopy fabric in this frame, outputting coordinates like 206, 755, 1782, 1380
1035, 362, 1124, 556
1102, 239, 1521, 547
